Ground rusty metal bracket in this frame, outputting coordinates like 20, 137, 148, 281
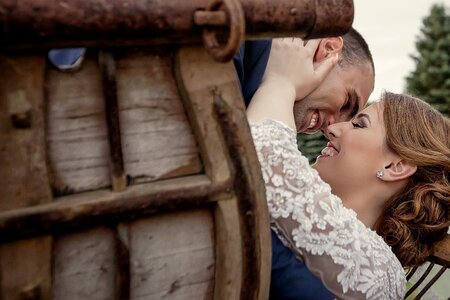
0, 0, 354, 52
194, 0, 245, 62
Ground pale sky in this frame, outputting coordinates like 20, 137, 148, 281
352, 0, 450, 101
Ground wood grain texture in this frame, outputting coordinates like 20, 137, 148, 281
0, 174, 230, 243
176, 47, 271, 300
52, 227, 117, 300
213, 200, 242, 300
0, 47, 270, 300
174, 49, 231, 186
99, 50, 127, 192
46, 49, 202, 195
175, 48, 242, 300
0, 57, 52, 210
115, 49, 202, 185
213, 87, 272, 300
129, 209, 215, 300
46, 55, 111, 195
0, 55, 52, 299
0, 237, 52, 300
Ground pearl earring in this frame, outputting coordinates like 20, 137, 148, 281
376, 170, 384, 178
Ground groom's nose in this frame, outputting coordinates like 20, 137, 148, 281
321, 112, 349, 133
327, 114, 336, 126
322, 125, 336, 141
319, 114, 336, 133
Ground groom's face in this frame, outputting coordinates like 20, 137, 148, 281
293, 62, 374, 133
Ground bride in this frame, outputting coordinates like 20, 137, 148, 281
247, 39, 450, 299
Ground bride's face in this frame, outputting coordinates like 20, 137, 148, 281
312, 102, 389, 198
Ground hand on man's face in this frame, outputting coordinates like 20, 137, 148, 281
264, 38, 337, 102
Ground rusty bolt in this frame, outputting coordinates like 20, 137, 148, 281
8, 90, 33, 129
11, 111, 32, 128
194, 11, 228, 26
20, 284, 41, 300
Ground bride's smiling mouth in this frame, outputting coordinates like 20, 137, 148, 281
318, 142, 339, 159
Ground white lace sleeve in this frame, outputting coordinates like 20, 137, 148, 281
250, 119, 406, 300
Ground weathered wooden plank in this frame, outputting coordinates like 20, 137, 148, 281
53, 227, 116, 300
174, 51, 231, 186
213, 200, 242, 299
46, 50, 202, 195
116, 223, 131, 300
115, 49, 202, 185
213, 82, 272, 300
0, 55, 52, 299
46, 54, 111, 195
129, 209, 215, 300
0, 237, 52, 300
99, 50, 127, 192
0, 58, 52, 210
176, 47, 271, 300
175, 48, 243, 300
0, 174, 231, 243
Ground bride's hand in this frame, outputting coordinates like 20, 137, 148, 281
263, 38, 338, 101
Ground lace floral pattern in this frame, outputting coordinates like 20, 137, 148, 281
250, 119, 406, 300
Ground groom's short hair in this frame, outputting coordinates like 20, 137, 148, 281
340, 28, 375, 76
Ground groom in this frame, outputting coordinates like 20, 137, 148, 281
235, 28, 374, 299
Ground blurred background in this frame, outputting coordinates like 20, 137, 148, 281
353, 0, 450, 102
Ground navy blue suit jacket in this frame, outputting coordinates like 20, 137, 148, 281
49, 44, 334, 300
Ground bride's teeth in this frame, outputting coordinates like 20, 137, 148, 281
321, 147, 337, 157
307, 112, 318, 129
329, 148, 335, 157
326, 148, 332, 156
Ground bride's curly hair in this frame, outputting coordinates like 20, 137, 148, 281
375, 92, 450, 268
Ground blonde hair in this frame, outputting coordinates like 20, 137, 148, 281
375, 92, 450, 268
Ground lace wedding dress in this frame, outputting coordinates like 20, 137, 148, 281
250, 119, 406, 300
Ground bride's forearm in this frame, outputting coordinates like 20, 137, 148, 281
246, 76, 297, 130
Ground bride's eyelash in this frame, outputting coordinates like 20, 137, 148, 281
351, 121, 364, 128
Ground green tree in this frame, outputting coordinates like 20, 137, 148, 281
297, 132, 327, 164
406, 4, 450, 117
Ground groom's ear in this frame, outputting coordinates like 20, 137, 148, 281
314, 37, 344, 63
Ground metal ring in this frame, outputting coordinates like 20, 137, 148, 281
201, 0, 245, 62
